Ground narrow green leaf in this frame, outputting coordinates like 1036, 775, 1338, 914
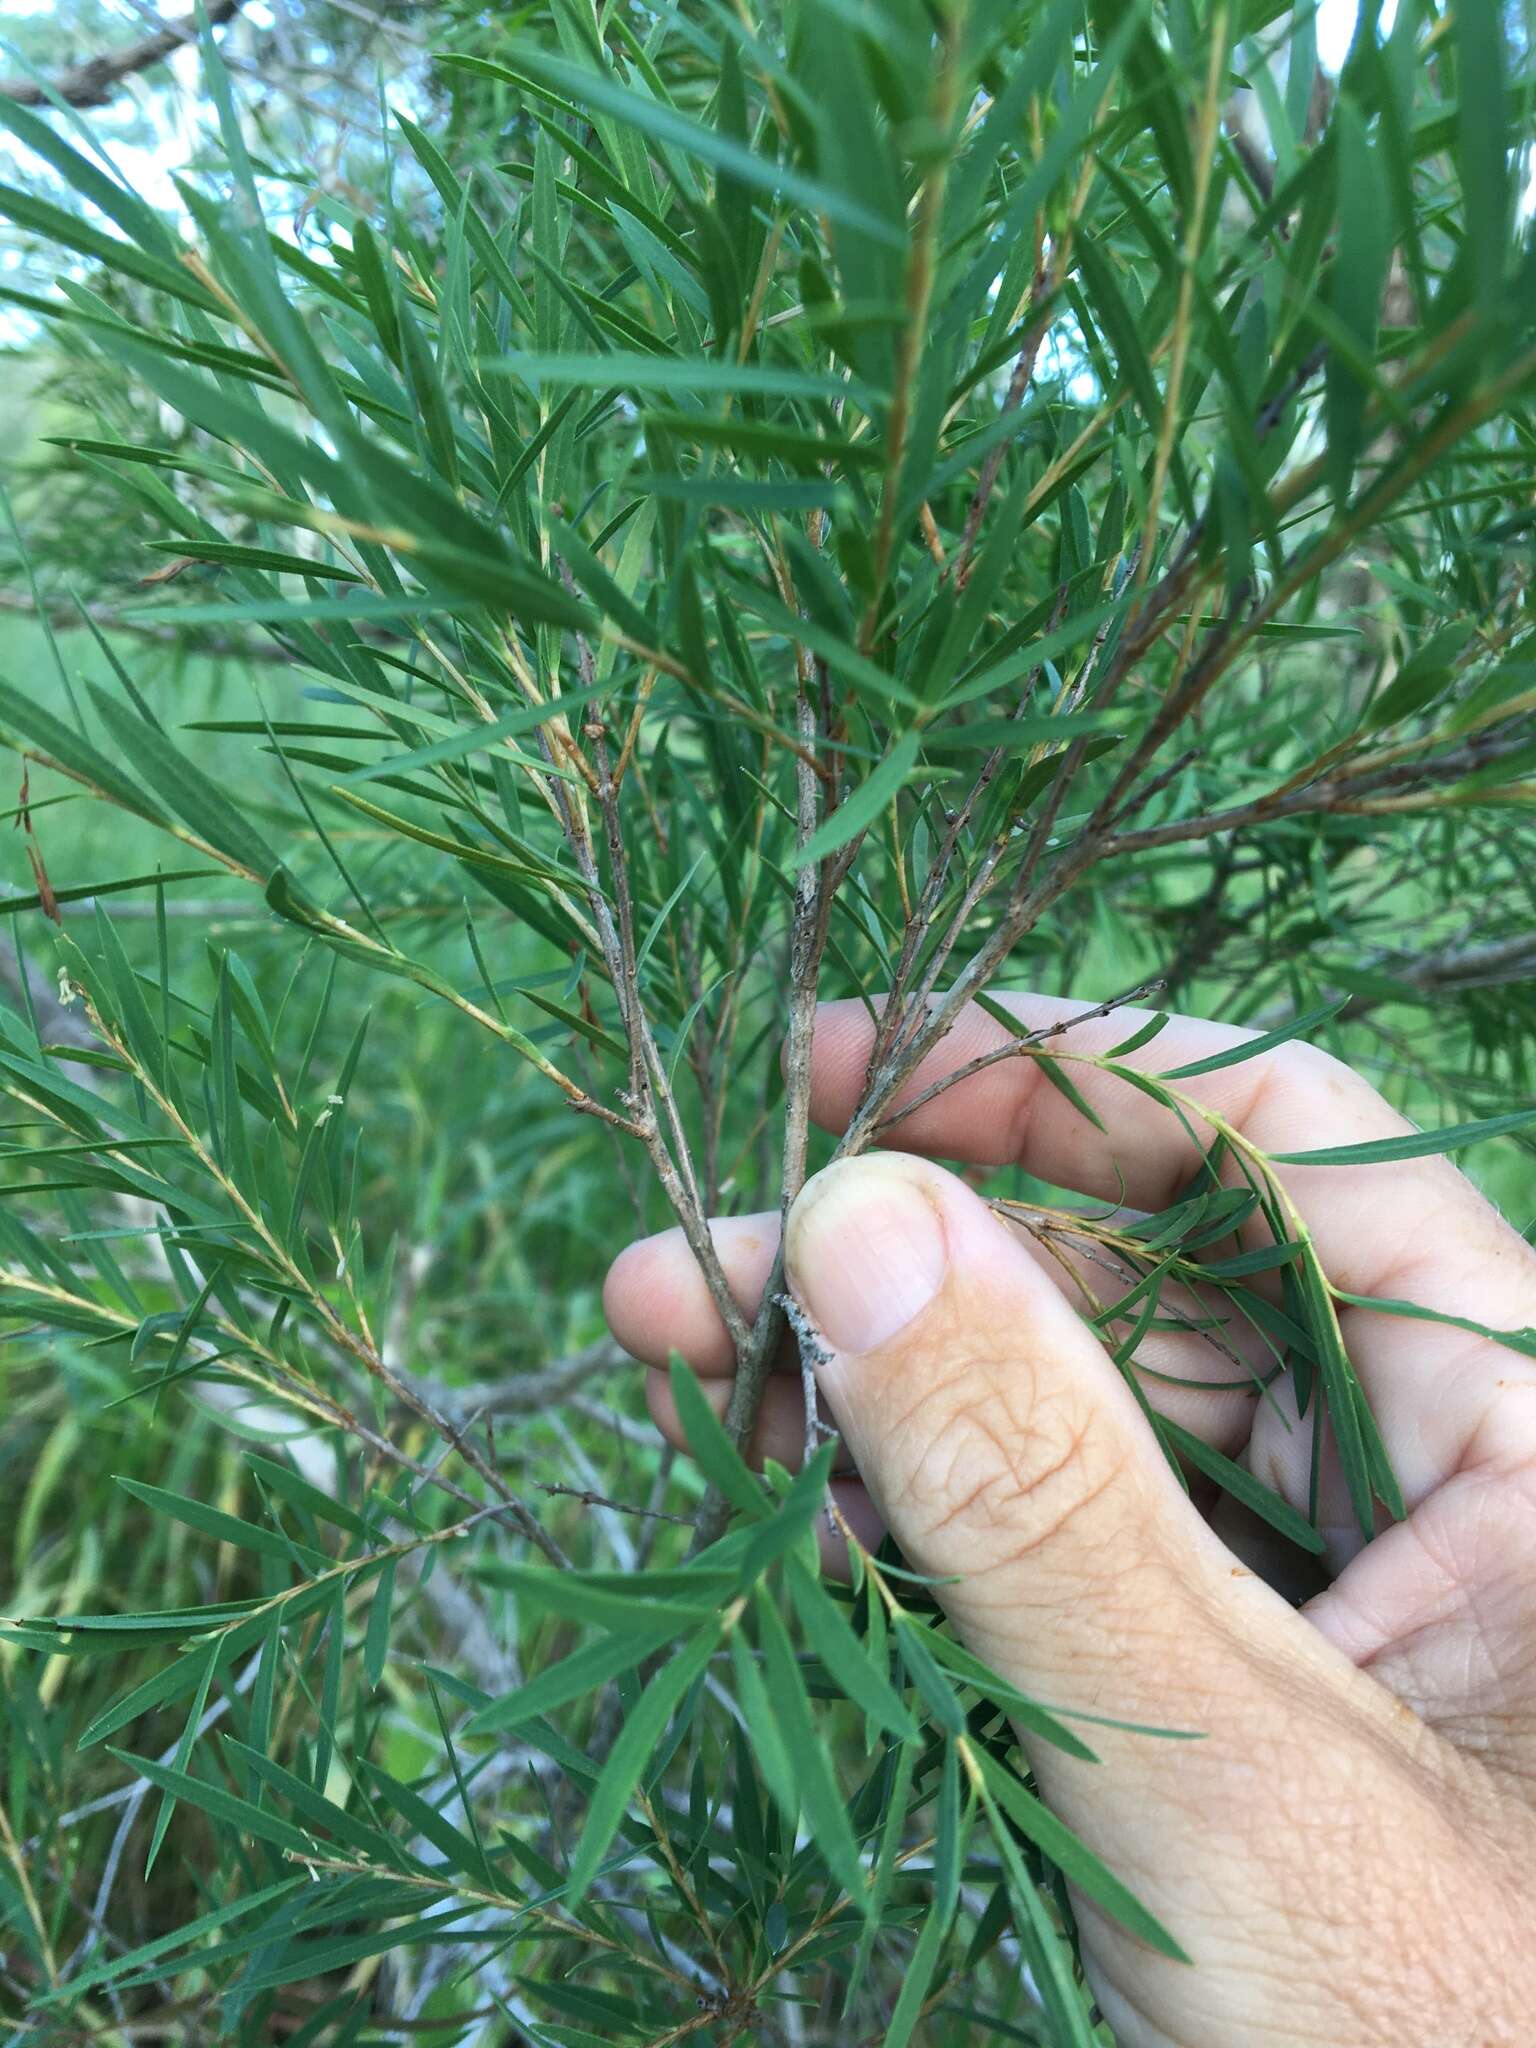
883, 1744, 967, 2048
88, 688, 279, 879
1328, 1292, 1536, 1360
784, 1558, 917, 1741
669, 1354, 768, 1518
1453, 0, 1511, 308
1157, 1418, 1324, 1554
922, 710, 1124, 751
918, 1630, 1099, 1763
1362, 624, 1474, 733
28, 1878, 307, 2006
465, 1625, 681, 1737
142, 540, 364, 581
754, 1589, 872, 1914
1324, 98, 1390, 503
794, 733, 919, 870
1030, 1054, 1108, 1134
473, 1560, 722, 1634
339, 681, 609, 786
114, 1478, 327, 1571
361, 1760, 499, 1884
894, 1616, 966, 1736
245, 1454, 377, 1542
145, 1640, 219, 1875
1158, 1002, 1349, 1080
728, 1632, 800, 1821
1272, 1107, 1536, 1166
0, 868, 218, 920
973, 1747, 1189, 1963
972, 1758, 1098, 2048
442, 52, 905, 249
105, 1750, 319, 1861
0, 678, 158, 819
364, 1558, 395, 1691
488, 350, 876, 402
222, 1738, 404, 1864
564, 1622, 721, 1906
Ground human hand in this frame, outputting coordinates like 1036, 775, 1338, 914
604, 994, 1536, 2046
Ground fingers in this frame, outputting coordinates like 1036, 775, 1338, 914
607, 1204, 1266, 1466
780, 1152, 1499, 2034
603, 1212, 783, 1378
812, 993, 1536, 1510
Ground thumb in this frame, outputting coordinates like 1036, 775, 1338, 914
782, 1152, 1379, 1735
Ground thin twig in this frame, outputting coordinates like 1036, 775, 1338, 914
876, 977, 1167, 1135
536, 1481, 692, 1525
776, 1292, 838, 1466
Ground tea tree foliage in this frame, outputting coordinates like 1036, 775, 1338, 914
1, 0, 1535, 2039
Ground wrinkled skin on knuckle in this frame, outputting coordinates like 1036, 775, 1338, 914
869, 1307, 1123, 1575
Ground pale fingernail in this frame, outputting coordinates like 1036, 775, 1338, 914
785, 1157, 947, 1354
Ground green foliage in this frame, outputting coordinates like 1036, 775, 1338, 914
1, 0, 1535, 2040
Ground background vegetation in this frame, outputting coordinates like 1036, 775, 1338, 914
1, 0, 1533, 2041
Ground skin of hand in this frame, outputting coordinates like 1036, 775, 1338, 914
603, 993, 1536, 2047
